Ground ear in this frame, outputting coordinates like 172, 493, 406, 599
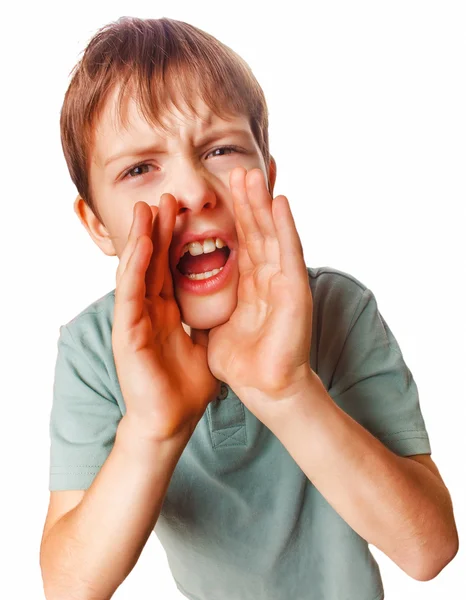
268, 155, 277, 196
73, 195, 117, 257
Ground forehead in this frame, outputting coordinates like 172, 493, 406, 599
92, 84, 250, 165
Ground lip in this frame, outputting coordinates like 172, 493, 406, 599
169, 229, 236, 272
172, 246, 237, 296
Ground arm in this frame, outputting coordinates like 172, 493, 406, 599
202, 167, 458, 580
42, 199, 218, 599
253, 371, 459, 582
40, 415, 194, 600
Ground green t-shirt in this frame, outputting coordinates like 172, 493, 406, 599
48, 266, 431, 600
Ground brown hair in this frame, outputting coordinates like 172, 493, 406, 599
60, 16, 271, 223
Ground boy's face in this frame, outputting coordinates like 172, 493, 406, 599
75, 85, 276, 331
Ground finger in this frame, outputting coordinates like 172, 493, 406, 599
230, 167, 264, 267
158, 197, 176, 300
160, 240, 175, 300
116, 202, 156, 287
114, 233, 153, 332
119, 202, 154, 281
245, 168, 280, 267
234, 200, 255, 274
145, 194, 177, 298
272, 195, 308, 282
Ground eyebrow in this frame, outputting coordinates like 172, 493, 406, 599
103, 127, 252, 168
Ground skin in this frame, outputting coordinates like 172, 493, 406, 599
74, 84, 277, 331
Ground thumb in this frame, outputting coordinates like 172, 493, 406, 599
190, 327, 210, 348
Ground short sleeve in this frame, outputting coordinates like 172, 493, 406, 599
49, 324, 123, 490
327, 287, 431, 457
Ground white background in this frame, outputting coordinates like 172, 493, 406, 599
1, 0, 464, 598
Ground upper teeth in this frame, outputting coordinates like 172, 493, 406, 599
180, 237, 227, 258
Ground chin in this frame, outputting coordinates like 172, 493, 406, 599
177, 289, 237, 330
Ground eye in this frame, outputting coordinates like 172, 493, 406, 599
205, 145, 241, 159
122, 163, 156, 179
122, 146, 241, 181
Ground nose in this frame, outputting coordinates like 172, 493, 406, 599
164, 161, 218, 216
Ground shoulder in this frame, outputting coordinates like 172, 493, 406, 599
306, 264, 371, 327
56, 288, 117, 384
60, 288, 116, 341
305, 265, 382, 382
307, 264, 367, 300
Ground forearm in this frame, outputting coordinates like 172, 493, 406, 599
41, 415, 192, 600
254, 371, 457, 580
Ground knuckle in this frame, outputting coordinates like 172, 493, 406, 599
116, 327, 144, 354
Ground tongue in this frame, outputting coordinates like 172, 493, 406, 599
178, 247, 229, 275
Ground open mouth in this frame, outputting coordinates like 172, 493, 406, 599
176, 242, 231, 281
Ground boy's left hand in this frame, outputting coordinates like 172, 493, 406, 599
207, 167, 314, 413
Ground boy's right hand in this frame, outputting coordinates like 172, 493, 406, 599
112, 197, 221, 442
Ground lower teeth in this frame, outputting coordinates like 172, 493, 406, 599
185, 267, 224, 280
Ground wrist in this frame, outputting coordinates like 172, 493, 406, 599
117, 412, 195, 452
235, 367, 319, 423
234, 365, 315, 406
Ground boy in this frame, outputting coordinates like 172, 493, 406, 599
40, 16, 458, 600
